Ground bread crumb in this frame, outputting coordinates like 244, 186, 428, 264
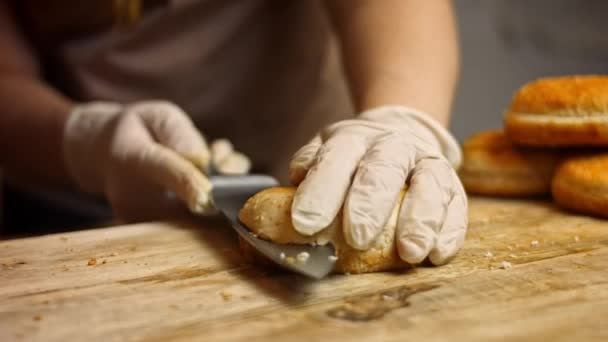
87, 258, 97, 266
59, 237, 68, 241
509, 254, 517, 259
285, 256, 296, 265
33, 315, 42, 321
328, 255, 338, 262
500, 261, 512, 270
574, 236, 580, 242
530, 240, 539, 247
110, 252, 119, 257
279, 252, 286, 261
220, 291, 233, 301
382, 294, 395, 301
169, 304, 179, 309
102, 260, 107, 264
296, 252, 310, 263
507, 245, 513, 251
344, 272, 351, 276
484, 251, 493, 258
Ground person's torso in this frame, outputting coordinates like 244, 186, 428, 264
14, 0, 333, 125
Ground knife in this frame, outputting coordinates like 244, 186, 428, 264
210, 175, 336, 279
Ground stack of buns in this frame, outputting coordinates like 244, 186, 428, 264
460, 75, 608, 218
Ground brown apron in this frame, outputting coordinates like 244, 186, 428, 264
17, 0, 354, 183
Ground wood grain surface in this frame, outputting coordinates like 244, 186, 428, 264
1, 197, 607, 342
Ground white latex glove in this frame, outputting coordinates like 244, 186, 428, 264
63, 101, 251, 221
289, 106, 467, 265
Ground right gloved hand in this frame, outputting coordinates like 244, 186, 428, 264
63, 101, 250, 221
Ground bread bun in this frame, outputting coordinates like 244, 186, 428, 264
458, 130, 560, 196
504, 75, 608, 146
552, 154, 608, 217
238, 187, 408, 274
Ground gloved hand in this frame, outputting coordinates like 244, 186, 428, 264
63, 101, 250, 221
289, 106, 467, 265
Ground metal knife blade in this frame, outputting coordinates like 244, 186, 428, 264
210, 175, 336, 279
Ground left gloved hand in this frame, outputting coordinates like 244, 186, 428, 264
63, 101, 250, 222
289, 106, 467, 265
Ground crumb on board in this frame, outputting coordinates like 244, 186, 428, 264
296, 252, 310, 263
87, 258, 97, 266
59, 237, 68, 241
279, 252, 286, 261
500, 261, 512, 270
33, 315, 42, 321
574, 236, 580, 242
220, 291, 233, 301
110, 252, 119, 257
285, 256, 296, 265
382, 294, 395, 301
328, 255, 339, 262
507, 245, 514, 251
509, 254, 517, 259
240, 295, 251, 300
169, 304, 179, 309
484, 251, 493, 258
102, 260, 107, 265
530, 240, 539, 247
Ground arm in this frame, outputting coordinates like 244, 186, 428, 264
324, 0, 460, 126
0, 2, 74, 187
290, 1, 466, 266
0, 2, 248, 222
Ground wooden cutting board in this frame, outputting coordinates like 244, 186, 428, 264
1, 197, 607, 341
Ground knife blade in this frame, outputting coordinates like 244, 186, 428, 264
210, 175, 336, 279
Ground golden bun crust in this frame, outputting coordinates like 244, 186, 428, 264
551, 154, 608, 218
504, 75, 608, 146
238, 187, 408, 274
509, 75, 608, 115
458, 130, 560, 196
